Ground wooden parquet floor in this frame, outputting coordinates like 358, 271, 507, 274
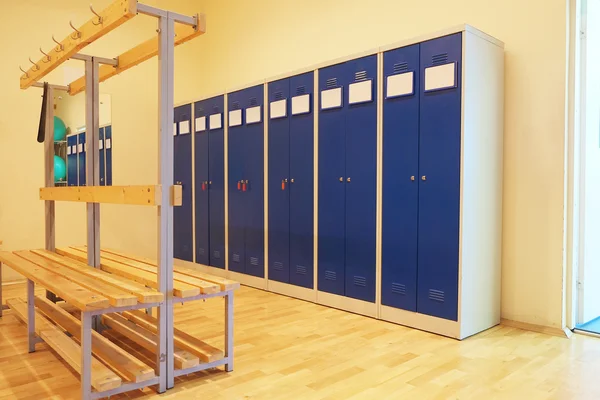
1, 282, 599, 399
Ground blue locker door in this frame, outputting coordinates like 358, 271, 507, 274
207, 96, 225, 269
289, 72, 314, 289
382, 44, 420, 311
243, 85, 265, 278
417, 33, 462, 321
318, 63, 346, 296
174, 104, 193, 262
194, 101, 210, 265
344, 55, 377, 302
99, 128, 106, 186
228, 92, 246, 273
67, 135, 78, 186
105, 126, 113, 186
78, 133, 86, 186
268, 78, 291, 284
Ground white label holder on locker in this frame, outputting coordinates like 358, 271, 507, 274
321, 87, 343, 110
209, 113, 222, 129
424, 62, 456, 91
270, 99, 287, 119
179, 120, 191, 135
246, 106, 262, 124
196, 116, 207, 132
348, 80, 373, 104
292, 94, 311, 115
387, 72, 414, 98
229, 109, 242, 127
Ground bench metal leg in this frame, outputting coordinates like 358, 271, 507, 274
81, 312, 92, 400
225, 292, 234, 372
27, 279, 36, 353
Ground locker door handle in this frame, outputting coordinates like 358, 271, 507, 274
421, 176, 427, 181
410, 176, 415, 181
339, 177, 344, 182
281, 178, 287, 191
290, 178, 294, 183
237, 181, 241, 191
347, 177, 351, 183
242, 180, 247, 192
202, 181, 207, 191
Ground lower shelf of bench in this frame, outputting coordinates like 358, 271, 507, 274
6, 296, 225, 395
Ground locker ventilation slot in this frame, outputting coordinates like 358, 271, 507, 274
273, 262, 284, 271
231, 101, 240, 110
196, 107, 204, 114
213, 250, 221, 259
393, 62, 409, 74
296, 86, 306, 95
249, 97, 258, 107
391, 283, 406, 295
326, 78, 338, 89
250, 257, 259, 266
274, 92, 283, 101
354, 71, 367, 82
213, 106, 220, 113
353, 276, 367, 287
232, 253, 241, 263
198, 248, 205, 256
429, 289, 445, 302
324, 270, 337, 281
296, 265, 307, 275
432, 53, 448, 65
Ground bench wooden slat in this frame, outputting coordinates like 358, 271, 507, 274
0, 252, 109, 311
7, 298, 121, 392
35, 296, 155, 383
15, 251, 137, 307
100, 247, 240, 291
56, 248, 199, 298
101, 314, 199, 369
72, 247, 219, 294
31, 250, 163, 303
122, 309, 224, 363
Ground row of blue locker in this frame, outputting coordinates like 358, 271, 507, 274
174, 33, 462, 321
66, 126, 113, 186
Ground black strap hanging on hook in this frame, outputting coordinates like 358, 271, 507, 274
37, 82, 49, 143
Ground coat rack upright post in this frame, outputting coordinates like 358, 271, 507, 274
44, 85, 56, 302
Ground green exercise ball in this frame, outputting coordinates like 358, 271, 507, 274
54, 116, 67, 142
54, 155, 66, 182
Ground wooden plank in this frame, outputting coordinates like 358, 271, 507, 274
34, 296, 155, 383
101, 247, 240, 291
20, 0, 137, 89
123, 310, 224, 363
15, 251, 137, 307
39, 185, 170, 206
31, 249, 163, 303
56, 248, 200, 298
101, 314, 199, 369
85, 249, 219, 294
68, 14, 206, 95
0, 252, 109, 311
7, 298, 122, 392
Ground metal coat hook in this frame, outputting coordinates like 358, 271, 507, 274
40, 47, 51, 63
90, 4, 103, 25
19, 66, 29, 79
69, 21, 81, 39
28, 57, 40, 71
52, 35, 64, 52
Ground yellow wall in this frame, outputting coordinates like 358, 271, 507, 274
0, 0, 568, 329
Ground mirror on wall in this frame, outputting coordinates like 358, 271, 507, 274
54, 92, 113, 187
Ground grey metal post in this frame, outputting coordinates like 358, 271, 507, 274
81, 311, 92, 400
157, 12, 175, 392
225, 292, 234, 372
27, 279, 35, 353
85, 58, 101, 269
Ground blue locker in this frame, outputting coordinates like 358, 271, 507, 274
382, 44, 421, 311
194, 100, 210, 266
268, 77, 291, 284
207, 96, 225, 269
318, 63, 347, 296
242, 85, 265, 277
227, 91, 247, 274
344, 55, 377, 302
289, 72, 314, 288
67, 134, 78, 186
174, 104, 193, 262
105, 126, 113, 186
99, 127, 106, 186
78, 132, 86, 186
417, 33, 462, 321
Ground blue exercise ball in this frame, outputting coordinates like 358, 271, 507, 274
54, 155, 66, 182
54, 116, 67, 142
